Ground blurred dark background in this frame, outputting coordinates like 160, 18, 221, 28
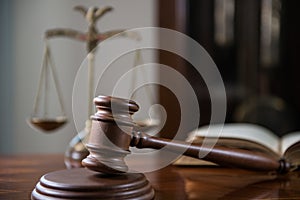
158, 0, 300, 138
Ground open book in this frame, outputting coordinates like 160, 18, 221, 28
174, 123, 300, 171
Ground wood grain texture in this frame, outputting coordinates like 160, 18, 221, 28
1, 154, 300, 199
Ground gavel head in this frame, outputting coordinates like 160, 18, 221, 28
82, 95, 139, 174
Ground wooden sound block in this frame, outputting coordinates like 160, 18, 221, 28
31, 168, 155, 200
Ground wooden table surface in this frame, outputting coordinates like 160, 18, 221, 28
1, 154, 300, 199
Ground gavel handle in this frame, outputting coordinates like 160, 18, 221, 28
130, 132, 289, 173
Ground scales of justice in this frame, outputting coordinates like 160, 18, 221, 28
29, 5, 292, 200
29, 5, 158, 199
28, 5, 153, 168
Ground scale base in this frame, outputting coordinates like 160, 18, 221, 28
31, 168, 155, 200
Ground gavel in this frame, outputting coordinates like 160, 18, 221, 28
82, 95, 290, 174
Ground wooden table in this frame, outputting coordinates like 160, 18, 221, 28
1, 154, 300, 199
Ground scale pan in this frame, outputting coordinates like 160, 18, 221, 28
29, 116, 67, 132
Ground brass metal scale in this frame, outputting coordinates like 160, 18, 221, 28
28, 5, 157, 167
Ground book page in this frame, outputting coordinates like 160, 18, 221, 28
173, 137, 279, 166
281, 132, 300, 154
186, 123, 280, 154
173, 123, 281, 166
282, 141, 300, 171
